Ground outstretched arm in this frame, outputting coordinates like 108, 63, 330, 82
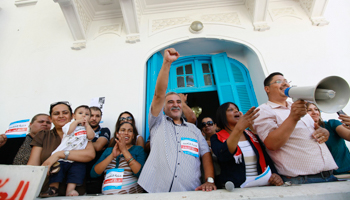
150, 48, 180, 117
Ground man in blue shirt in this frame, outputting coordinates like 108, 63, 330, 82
86, 106, 111, 194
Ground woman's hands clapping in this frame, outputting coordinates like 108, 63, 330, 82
112, 133, 128, 158
235, 107, 260, 131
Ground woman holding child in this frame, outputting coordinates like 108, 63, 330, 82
27, 101, 95, 196
210, 102, 283, 188
91, 122, 146, 194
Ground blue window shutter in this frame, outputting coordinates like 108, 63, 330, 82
229, 60, 258, 113
211, 53, 257, 114
211, 52, 239, 106
145, 52, 163, 140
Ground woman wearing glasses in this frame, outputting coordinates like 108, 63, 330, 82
210, 102, 283, 188
27, 101, 95, 196
110, 111, 144, 148
91, 122, 146, 194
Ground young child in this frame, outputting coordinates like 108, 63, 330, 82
40, 105, 95, 197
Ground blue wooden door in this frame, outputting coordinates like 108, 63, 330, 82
145, 52, 257, 140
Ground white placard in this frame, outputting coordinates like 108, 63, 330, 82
0, 165, 47, 200
90, 97, 105, 115
240, 166, 271, 188
5, 119, 30, 138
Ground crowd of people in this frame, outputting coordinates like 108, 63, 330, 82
1, 48, 350, 197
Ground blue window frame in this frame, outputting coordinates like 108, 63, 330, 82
168, 56, 217, 94
145, 52, 258, 140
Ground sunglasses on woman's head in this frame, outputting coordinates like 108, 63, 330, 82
119, 116, 133, 121
50, 101, 70, 109
202, 121, 214, 127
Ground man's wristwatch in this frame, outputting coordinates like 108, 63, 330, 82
64, 150, 70, 160
207, 177, 214, 183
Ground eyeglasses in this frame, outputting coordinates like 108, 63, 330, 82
267, 79, 291, 86
119, 116, 133, 122
202, 121, 214, 127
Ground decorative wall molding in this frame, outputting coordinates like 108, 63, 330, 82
99, 24, 121, 35
94, 23, 122, 39
300, 0, 329, 26
126, 34, 140, 43
54, 0, 87, 50
245, 0, 270, 31
253, 22, 269, 32
245, 0, 255, 18
71, 40, 86, 50
120, 0, 140, 43
138, 0, 245, 15
151, 17, 192, 33
269, 7, 302, 21
74, 0, 92, 33
97, 0, 113, 5
310, 17, 329, 26
300, 0, 313, 13
150, 12, 244, 36
201, 12, 241, 26
15, 0, 38, 7
134, 0, 142, 26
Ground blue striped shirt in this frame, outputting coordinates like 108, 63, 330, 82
138, 108, 210, 193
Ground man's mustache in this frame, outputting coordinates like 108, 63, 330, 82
171, 107, 180, 111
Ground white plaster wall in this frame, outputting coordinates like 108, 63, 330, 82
0, 0, 350, 139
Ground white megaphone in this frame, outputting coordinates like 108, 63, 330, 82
284, 76, 350, 113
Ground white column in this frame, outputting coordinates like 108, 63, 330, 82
246, 0, 270, 31
300, 0, 329, 26
54, 0, 87, 50
119, 0, 140, 43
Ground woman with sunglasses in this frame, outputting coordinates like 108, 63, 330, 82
306, 102, 350, 174
110, 111, 144, 148
201, 117, 217, 147
210, 102, 283, 188
27, 101, 95, 196
90, 122, 146, 194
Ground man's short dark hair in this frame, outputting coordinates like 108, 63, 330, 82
90, 106, 102, 116
264, 72, 284, 86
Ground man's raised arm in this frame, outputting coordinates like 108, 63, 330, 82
151, 48, 180, 116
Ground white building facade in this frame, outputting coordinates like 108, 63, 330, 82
1, 0, 350, 139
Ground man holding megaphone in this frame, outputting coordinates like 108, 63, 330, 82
253, 72, 338, 184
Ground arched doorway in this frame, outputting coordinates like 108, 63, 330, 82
144, 38, 267, 140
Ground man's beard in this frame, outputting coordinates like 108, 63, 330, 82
90, 123, 99, 129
